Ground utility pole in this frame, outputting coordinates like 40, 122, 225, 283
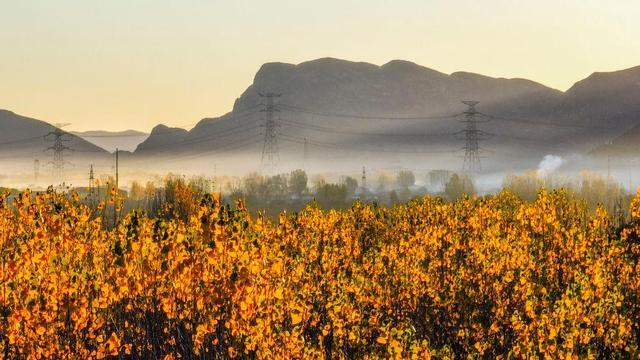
460, 101, 485, 173
361, 166, 367, 194
34, 159, 40, 183
45, 123, 72, 184
260, 92, 281, 175
89, 164, 95, 206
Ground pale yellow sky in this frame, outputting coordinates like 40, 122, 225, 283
1, 0, 639, 132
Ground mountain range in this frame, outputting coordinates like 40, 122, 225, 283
3, 58, 640, 174
131, 58, 640, 171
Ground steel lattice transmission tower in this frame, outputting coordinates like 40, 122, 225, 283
45, 123, 72, 182
460, 101, 486, 173
259, 92, 281, 174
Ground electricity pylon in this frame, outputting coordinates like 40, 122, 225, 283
460, 101, 486, 173
45, 123, 72, 183
260, 92, 281, 175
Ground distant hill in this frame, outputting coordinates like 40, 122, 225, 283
0, 110, 107, 157
71, 129, 148, 153
557, 66, 640, 146
135, 124, 188, 153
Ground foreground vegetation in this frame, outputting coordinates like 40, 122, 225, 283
1, 185, 639, 358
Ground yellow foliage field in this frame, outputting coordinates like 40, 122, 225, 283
1, 188, 639, 358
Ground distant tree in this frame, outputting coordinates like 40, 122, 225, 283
315, 180, 348, 208
310, 175, 326, 190
243, 173, 265, 200
288, 169, 308, 196
399, 187, 412, 201
444, 173, 475, 201
377, 172, 393, 191
144, 181, 156, 198
396, 170, 415, 188
428, 170, 453, 192
577, 171, 626, 212
0, 187, 17, 196
503, 172, 545, 202
129, 181, 145, 200
342, 176, 358, 196
389, 190, 399, 204
189, 176, 213, 194
266, 174, 288, 200
162, 174, 199, 220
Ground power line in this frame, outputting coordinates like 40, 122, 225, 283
0, 135, 46, 147
280, 102, 610, 130
279, 118, 455, 137
278, 103, 460, 121
69, 104, 263, 140
280, 133, 457, 154
137, 123, 261, 157
477, 112, 609, 129
132, 110, 262, 154
160, 134, 264, 164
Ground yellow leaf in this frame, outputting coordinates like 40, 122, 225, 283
274, 288, 284, 300
131, 242, 141, 252
291, 312, 302, 325
36, 326, 46, 336
107, 332, 120, 355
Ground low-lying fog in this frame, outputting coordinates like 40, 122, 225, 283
1, 151, 638, 197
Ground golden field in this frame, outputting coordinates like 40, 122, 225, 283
0, 187, 639, 359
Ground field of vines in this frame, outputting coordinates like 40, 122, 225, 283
1, 187, 639, 359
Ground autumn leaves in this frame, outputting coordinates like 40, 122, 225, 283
0, 188, 639, 358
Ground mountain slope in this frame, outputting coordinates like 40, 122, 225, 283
136, 58, 567, 171
135, 124, 188, 153
0, 110, 108, 156
559, 65, 640, 138
590, 123, 640, 158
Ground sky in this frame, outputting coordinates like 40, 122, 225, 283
1, 0, 639, 132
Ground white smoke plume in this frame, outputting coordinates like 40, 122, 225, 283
537, 155, 564, 177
